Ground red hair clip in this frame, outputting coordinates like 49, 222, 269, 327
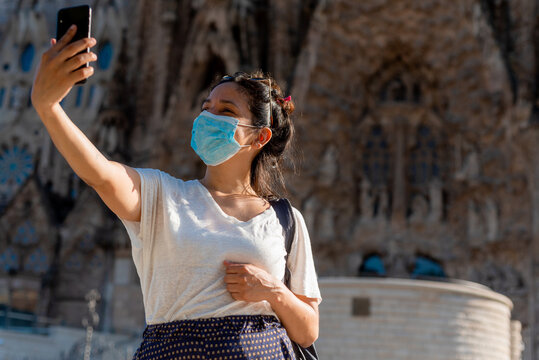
277, 96, 292, 104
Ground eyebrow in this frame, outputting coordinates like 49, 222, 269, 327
201, 98, 240, 109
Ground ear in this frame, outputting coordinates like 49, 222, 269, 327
255, 127, 272, 149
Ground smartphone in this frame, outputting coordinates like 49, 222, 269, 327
56, 5, 92, 85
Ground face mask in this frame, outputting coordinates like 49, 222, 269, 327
190, 110, 258, 166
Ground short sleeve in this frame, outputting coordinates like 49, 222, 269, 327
119, 168, 171, 269
286, 207, 322, 304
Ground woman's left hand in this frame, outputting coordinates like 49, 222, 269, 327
223, 260, 283, 303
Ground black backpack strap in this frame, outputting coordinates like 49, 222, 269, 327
269, 198, 296, 287
270, 198, 320, 360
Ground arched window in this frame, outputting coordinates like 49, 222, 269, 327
379, 73, 422, 104
9, 85, 18, 108
362, 125, 391, 186
20, 44, 35, 72
97, 41, 113, 70
87, 84, 96, 107
0, 87, 5, 108
359, 253, 386, 276
411, 255, 446, 278
75, 86, 84, 107
408, 125, 440, 186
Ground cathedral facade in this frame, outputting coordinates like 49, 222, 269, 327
0, 0, 537, 359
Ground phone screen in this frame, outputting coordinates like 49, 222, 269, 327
56, 5, 92, 84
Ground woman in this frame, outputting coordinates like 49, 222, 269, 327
31, 26, 321, 360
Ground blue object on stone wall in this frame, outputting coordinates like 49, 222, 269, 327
412, 256, 446, 278
0, 146, 34, 186
98, 41, 113, 70
360, 254, 386, 276
20, 44, 34, 72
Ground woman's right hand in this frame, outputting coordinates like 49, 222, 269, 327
31, 25, 97, 113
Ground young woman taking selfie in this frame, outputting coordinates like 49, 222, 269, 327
31, 26, 321, 360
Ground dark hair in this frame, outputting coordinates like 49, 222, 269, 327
211, 71, 296, 200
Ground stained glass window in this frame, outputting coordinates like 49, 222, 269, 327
362, 125, 391, 186
64, 252, 83, 271
408, 125, 439, 186
24, 247, 49, 274
0, 87, 5, 108
0, 146, 33, 186
13, 221, 38, 246
75, 86, 84, 107
0, 247, 19, 273
20, 44, 34, 72
97, 41, 113, 70
89, 253, 103, 268
87, 84, 96, 107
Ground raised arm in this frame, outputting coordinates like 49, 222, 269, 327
31, 25, 141, 222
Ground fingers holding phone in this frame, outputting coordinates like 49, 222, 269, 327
31, 6, 95, 113
32, 30, 97, 112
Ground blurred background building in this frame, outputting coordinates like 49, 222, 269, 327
0, 0, 537, 359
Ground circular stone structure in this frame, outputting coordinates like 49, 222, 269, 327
317, 277, 523, 360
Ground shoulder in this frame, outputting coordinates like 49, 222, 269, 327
133, 168, 189, 193
291, 206, 306, 226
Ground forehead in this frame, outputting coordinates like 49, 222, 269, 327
206, 82, 249, 109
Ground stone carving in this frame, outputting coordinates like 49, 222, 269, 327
467, 200, 485, 244
467, 198, 499, 245
484, 198, 499, 242
319, 145, 338, 187
303, 196, 318, 235
471, 262, 525, 295
410, 194, 428, 224
456, 150, 480, 181
427, 180, 443, 223
375, 189, 389, 222
319, 207, 335, 240
359, 178, 374, 221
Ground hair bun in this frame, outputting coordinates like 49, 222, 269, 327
277, 96, 295, 116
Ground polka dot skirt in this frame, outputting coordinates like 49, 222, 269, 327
132, 315, 297, 360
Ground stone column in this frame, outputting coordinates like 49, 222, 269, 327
391, 117, 407, 225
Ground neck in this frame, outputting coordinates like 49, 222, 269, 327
201, 161, 255, 195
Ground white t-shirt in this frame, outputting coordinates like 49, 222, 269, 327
120, 168, 322, 325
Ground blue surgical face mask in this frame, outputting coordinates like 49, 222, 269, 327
190, 110, 258, 166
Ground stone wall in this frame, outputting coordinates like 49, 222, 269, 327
317, 277, 522, 360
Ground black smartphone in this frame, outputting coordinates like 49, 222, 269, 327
56, 5, 92, 85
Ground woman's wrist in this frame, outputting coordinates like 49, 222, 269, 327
35, 102, 62, 120
266, 281, 291, 308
